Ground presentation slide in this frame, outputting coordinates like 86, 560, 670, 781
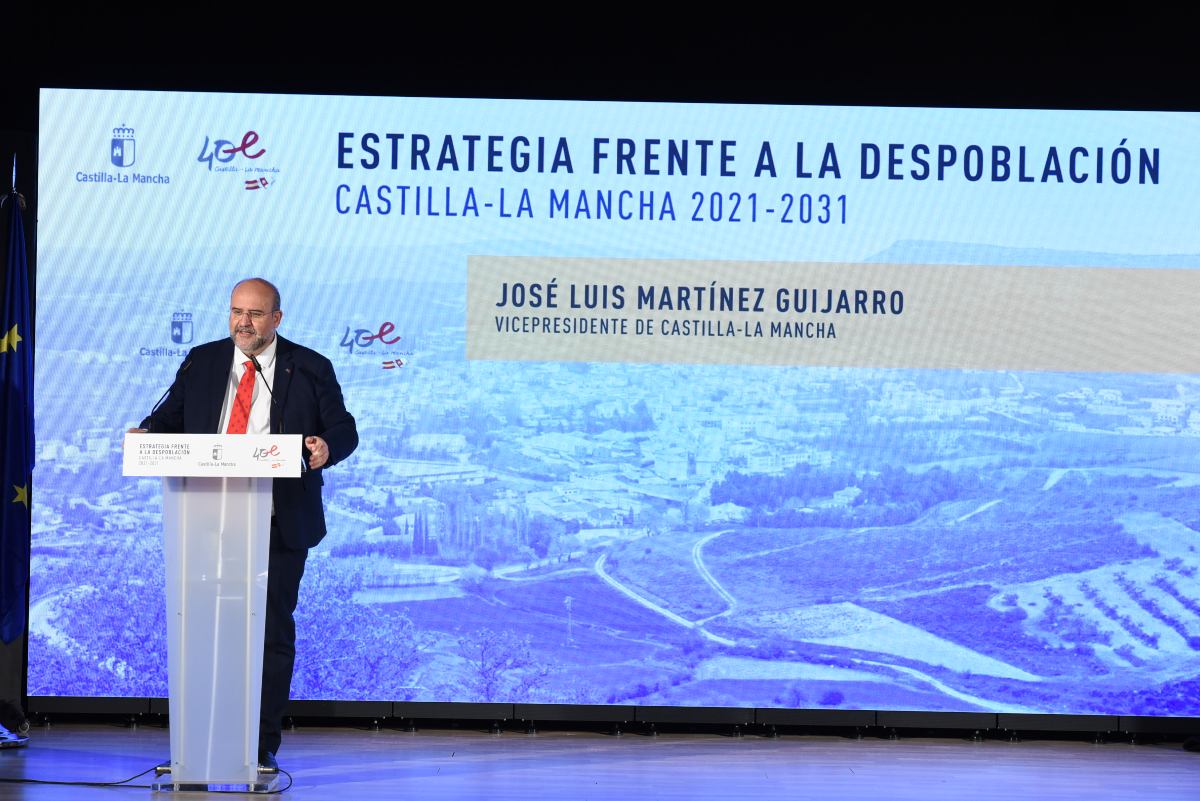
31, 89, 1200, 715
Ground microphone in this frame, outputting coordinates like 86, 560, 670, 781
249, 352, 302, 471
144, 359, 192, 432
247, 353, 282, 433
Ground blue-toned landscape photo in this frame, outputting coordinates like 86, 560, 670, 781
29, 90, 1200, 716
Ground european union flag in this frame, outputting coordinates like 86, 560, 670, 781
1, 181, 32, 645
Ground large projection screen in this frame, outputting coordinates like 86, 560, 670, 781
32, 89, 1200, 716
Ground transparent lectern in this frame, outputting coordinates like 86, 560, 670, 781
123, 433, 301, 793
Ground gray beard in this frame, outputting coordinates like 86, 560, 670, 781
232, 330, 269, 356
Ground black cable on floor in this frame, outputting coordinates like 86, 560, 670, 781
0, 764, 293, 792
267, 768, 294, 793
0, 763, 158, 788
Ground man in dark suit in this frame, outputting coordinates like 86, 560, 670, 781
135, 278, 358, 771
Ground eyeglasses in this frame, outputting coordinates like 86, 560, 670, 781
230, 308, 274, 321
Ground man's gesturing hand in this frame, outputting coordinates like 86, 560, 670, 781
305, 435, 329, 469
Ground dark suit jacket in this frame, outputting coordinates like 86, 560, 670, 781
140, 335, 358, 549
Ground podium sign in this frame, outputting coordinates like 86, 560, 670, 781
123, 433, 301, 477
124, 434, 300, 792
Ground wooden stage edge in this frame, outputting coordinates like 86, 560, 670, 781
1, 723, 1198, 800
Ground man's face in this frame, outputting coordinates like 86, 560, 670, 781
229, 281, 282, 356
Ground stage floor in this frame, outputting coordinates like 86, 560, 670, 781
1, 724, 1197, 800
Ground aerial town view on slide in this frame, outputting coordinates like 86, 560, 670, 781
27, 284, 1200, 716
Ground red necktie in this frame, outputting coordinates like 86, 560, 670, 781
225, 360, 256, 434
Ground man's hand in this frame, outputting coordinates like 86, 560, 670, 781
305, 435, 330, 469
127, 428, 147, 434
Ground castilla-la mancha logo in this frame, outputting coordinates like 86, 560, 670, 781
171, 312, 194, 345
111, 125, 136, 167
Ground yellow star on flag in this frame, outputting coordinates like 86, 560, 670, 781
0, 323, 21, 353
12, 484, 29, 509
